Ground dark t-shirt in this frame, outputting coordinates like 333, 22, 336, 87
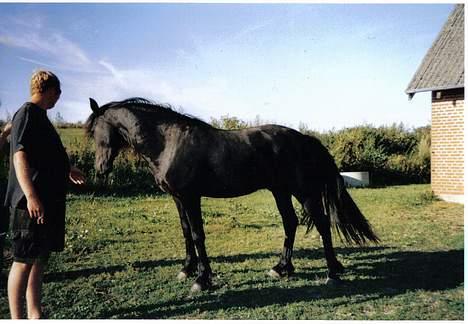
4, 102, 70, 208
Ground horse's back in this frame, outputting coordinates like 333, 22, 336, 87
163, 122, 335, 197
217, 124, 305, 164
199, 125, 311, 195
232, 124, 338, 194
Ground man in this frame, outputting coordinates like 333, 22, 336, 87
5, 70, 85, 319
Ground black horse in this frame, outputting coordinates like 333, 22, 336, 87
85, 97, 379, 292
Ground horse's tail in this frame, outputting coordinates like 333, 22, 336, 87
323, 175, 379, 245
300, 137, 380, 245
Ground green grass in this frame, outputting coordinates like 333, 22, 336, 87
0, 185, 463, 319
57, 127, 87, 147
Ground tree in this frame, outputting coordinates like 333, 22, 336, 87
54, 112, 66, 126
210, 115, 249, 130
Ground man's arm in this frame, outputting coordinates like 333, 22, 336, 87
13, 150, 44, 223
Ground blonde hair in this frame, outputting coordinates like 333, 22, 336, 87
30, 70, 60, 96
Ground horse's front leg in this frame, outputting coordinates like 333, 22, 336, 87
182, 196, 213, 292
173, 197, 198, 280
269, 191, 298, 278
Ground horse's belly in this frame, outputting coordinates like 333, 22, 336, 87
200, 178, 265, 198
202, 186, 260, 198
199, 162, 276, 197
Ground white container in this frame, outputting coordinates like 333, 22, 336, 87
340, 171, 370, 188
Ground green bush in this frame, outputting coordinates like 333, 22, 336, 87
324, 124, 430, 185
328, 126, 388, 171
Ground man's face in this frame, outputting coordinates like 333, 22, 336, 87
44, 86, 61, 109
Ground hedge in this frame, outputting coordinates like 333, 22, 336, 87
0, 118, 431, 195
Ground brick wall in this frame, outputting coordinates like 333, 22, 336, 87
431, 88, 464, 200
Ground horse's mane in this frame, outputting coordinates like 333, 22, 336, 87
85, 97, 211, 136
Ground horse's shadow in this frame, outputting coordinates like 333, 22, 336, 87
124, 248, 463, 318
45, 246, 464, 319
43, 246, 350, 283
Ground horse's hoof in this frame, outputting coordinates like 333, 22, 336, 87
190, 282, 202, 293
177, 271, 188, 281
325, 277, 343, 286
268, 263, 294, 278
190, 275, 212, 293
267, 269, 281, 279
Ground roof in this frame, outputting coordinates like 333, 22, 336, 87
406, 4, 464, 97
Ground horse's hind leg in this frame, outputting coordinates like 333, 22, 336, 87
269, 191, 298, 278
173, 197, 198, 280
303, 196, 344, 280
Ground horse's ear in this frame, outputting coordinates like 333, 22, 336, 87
89, 98, 100, 113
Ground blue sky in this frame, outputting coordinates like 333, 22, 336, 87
0, 3, 455, 131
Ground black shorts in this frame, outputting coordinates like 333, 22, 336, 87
11, 232, 50, 264
9, 207, 55, 264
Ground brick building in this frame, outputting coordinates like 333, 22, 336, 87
406, 4, 464, 204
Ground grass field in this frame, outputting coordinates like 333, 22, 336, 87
0, 184, 463, 319
57, 127, 88, 147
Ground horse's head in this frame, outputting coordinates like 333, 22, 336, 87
86, 98, 127, 177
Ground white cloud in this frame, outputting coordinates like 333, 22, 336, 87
98, 60, 124, 81
18, 56, 59, 69
1, 32, 90, 69
0, 18, 95, 73
50, 33, 91, 67
0, 13, 275, 124
59, 61, 240, 123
